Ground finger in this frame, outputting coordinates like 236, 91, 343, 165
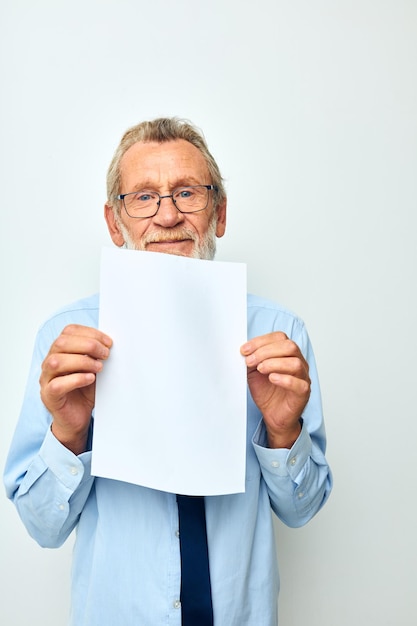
49, 332, 111, 361
256, 356, 310, 380
241, 332, 288, 356
44, 371, 97, 401
268, 372, 311, 396
243, 339, 305, 369
41, 372, 96, 416
61, 324, 113, 347
41, 353, 104, 383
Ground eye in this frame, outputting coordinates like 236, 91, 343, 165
175, 187, 195, 199
133, 191, 157, 203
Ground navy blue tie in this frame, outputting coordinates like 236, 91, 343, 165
176, 495, 214, 625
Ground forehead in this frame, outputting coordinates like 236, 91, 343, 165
119, 139, 210, 189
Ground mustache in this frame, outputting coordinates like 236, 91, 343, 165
142, 228, 198, 245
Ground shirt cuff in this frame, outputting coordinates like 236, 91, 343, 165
39, 427, 92, 490
252, 418, 312, 482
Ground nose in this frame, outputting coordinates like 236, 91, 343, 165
152, 194, 184, 227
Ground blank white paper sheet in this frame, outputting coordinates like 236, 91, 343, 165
92, 247, 247, 495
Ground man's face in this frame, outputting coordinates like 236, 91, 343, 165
105, 139, 226, 259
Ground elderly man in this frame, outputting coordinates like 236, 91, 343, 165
4, 117, 332, 626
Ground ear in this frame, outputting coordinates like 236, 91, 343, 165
215, 197, 227, 238
104, 204, 125, 247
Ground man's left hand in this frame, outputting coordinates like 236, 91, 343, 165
241, 332, 310, 449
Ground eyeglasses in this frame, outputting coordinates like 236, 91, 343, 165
116, 185, 218, 219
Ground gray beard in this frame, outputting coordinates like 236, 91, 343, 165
116, 215, 217, 261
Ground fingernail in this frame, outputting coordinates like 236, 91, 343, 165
241, 342, 251, 355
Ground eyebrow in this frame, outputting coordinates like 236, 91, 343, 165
129, 177, 207, 192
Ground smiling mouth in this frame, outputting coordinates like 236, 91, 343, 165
147, 238, 189, 245
142, 230, 197, 251
144, 239, 194, 257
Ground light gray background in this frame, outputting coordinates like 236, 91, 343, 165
1, 1, 416, 624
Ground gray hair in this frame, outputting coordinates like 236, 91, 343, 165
106, 117, 226, 213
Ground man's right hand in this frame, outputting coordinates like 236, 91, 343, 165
40, 324, 113, 455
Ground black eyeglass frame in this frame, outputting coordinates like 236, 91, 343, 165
116, 184, 218, 219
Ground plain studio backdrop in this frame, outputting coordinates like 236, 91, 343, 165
1, 1, 416, 624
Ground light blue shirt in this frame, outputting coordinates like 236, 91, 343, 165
4, 293, 332, 626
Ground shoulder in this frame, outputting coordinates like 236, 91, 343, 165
247, 293, 306, 340
38, 293, 100, 337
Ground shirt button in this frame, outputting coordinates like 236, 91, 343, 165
173, 600, 181, 609
298, 492, 304, 499
70, 466, 78, 476
175, 530, 180, 538
271, 461, 280, 468
58, 504, 65, 511
290, 456, 297, 466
